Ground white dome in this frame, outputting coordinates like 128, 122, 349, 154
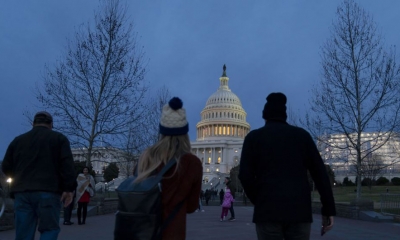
196, 65, 250, 140
205, 89, 243, 109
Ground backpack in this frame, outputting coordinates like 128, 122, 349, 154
114, 159, 182, 240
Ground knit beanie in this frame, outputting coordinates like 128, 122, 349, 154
159, 97, 189, 136
262, 92, 287, 121
33, 111, 53, 124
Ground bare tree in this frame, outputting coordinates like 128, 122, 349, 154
306, 0, 400, 199
287, 105, 301, 127
35, 0, 147, 166
360, 153, 384, 189
114, 86, 171, 177
144, 86, 172, 144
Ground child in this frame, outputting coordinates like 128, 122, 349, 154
220, 187, 234, 221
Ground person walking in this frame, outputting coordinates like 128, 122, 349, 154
196, 196, 205, 212
224, 177, 236, 221
75, 167, 95, 225
219, 188, 224, 205
133, 97, 203, 240
204, 189, 211, 206
1, 111, 76, 239
220, 186, 234, 221
239, 93, 336, 239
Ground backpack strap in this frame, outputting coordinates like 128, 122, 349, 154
155, 158, 177, 181
133, 158, 176, 178
152, 158, 182, 239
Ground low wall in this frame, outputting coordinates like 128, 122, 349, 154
0, 199, 14, 231
92, 198, 375, 220
96, 197, 118, 215
312, 199, 374, 219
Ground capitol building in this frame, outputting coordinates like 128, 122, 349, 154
190, 65, 250, 190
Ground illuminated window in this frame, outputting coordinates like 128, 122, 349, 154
217, 157, 221, 163
208, 157, 211, 163
216, 168, 219, 172
223, 126, 226, 135
206, 168, 210, 172
219, 127, 222, 134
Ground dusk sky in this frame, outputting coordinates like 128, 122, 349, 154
1, 0, 400, 158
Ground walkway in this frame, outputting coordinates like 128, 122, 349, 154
0, 206, 399, 239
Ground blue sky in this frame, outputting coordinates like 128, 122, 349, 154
1, 0, 400, 158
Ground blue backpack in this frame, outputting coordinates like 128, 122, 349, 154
114, 159, 182, 240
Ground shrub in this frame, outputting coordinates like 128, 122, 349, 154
391, 177, 400, 186
103, 162, 119, 182
361, 178, 373, 186
376, 176, 389, 185
342, 177, 355, 186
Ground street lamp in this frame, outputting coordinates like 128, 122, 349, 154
6, 178, 12, 197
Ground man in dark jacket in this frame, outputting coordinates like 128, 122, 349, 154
2, 111, 76, 239
239, 93, 336, 239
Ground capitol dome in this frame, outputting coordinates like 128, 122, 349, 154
196, 65, 250, 140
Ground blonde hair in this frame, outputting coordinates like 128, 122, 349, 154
134, 134, 191, 182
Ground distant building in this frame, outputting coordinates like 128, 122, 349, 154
191, 65, 250, 190
317, 132, 400, 181
71, 147, 136, 178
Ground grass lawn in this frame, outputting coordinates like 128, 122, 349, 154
312, 185, 400, 210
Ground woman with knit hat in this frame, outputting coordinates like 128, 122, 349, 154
134, 97, 203, 240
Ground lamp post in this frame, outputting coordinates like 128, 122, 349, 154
6, 178, 12, 197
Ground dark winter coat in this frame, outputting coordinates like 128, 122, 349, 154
239, 120, 336, 223
2, 126, 76, 196
160, 153, 202, 240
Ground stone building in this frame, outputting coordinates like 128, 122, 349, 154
317, 132, 400, 181
191, 65, 250, 190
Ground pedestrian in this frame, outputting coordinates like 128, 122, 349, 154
205, 189, 211, 205
75, 166, 95, 225
242, 190, 247, 206
219, 188, 224, 205
220, 186, 234, 221
133, 97, 203, 239
63, 190, 76, 225
196, 196, 205, 212
239, 93, 336, 239
224, 177, 236, 221
1, 111, 76, 239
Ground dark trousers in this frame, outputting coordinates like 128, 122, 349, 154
77, 202, 88, 224
256, 222, 311, 240
63, 200, 74, 223
229, 202, 235, 218
14, 192, 61, 239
